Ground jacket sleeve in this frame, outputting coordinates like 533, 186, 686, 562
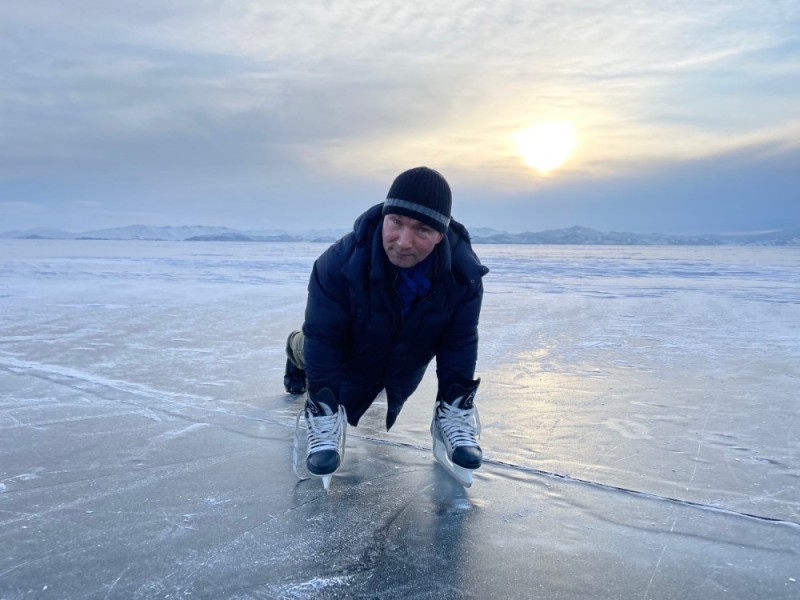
302, 245, 351, 394
434, 277, 484, 393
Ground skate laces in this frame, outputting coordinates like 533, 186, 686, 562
305, 405, 346, 455
437, 401, 481, 447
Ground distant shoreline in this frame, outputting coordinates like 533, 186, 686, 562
3, 225, 799, 246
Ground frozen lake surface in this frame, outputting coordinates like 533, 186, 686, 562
1, 239, 798, 599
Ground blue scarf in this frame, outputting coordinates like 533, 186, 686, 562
395, 254, 434, 318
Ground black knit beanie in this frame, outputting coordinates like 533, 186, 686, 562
382, 166, 452, 233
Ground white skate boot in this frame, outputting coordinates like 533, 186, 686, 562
431, 379, 482, 487
292, 387, 346, 492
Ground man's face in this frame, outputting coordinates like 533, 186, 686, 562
382, 214, 444, 268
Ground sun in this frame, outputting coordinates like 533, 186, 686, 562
515, 121, 577, 174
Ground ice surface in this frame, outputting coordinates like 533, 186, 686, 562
1, 239, 798, 599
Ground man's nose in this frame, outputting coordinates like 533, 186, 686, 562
397, 227, 414, 247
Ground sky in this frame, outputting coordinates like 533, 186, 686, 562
1, 1, 799, 235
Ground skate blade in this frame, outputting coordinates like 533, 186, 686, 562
433, 437, 475, 488
292, 415, 310, 480
321, 475, 331, 493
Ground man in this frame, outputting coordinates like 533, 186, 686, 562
284, 166, 488, 489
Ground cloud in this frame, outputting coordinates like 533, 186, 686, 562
1, 1, 798, 232
457, 140, 800, 234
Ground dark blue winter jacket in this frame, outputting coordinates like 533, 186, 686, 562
302, 203, 488, 429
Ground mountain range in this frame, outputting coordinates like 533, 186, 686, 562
2, 224, 799, 246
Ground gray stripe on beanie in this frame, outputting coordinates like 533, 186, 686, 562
383, 198, 451, 229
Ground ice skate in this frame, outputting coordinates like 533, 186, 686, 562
292, 387, 346, 492
431, 379, 482, 487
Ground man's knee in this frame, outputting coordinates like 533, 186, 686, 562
286, 329, 306, 370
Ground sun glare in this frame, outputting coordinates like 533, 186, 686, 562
516, 121, 577, 174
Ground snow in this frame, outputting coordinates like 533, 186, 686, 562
1, 239, 798, 599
